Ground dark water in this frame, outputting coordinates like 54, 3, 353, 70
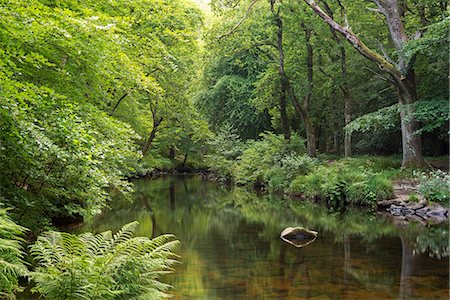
82, 175, 449, 299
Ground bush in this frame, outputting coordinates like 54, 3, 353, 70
205, 126, 245, 182
232, 132, 307, 185
0, 208, 27, 298
290, 162, 394, 207
29, 222, 179, 300
417, 170, 449, 202
266, 154, 318, 193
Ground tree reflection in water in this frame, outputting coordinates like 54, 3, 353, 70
81, 175, 449, 299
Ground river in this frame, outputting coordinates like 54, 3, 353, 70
81, 175, 448, 299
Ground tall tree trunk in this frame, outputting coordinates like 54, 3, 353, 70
302, 0, 424, 167
394, 72, 423, 167
142, 117, 163, 156
305, 118, 316, 157
321, 0, 353, 156
344, 94, 352, 156
279, 84, 291, 141
272, 1, 315, 156
302, 22, 317, 157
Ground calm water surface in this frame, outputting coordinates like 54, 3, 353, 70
82, 175, 449, 299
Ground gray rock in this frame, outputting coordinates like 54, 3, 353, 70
415, 207, 430, 218
377, 199, 405, 209
427, 206, 448, 218
405, 202, 426, 210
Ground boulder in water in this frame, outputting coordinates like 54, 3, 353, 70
280, 227, 318, 248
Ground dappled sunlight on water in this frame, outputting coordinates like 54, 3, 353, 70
83, 175, 449, 299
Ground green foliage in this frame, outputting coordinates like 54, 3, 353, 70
0, 75, 140, 229
0, 0, 209, 230
232, 132, 307, 185
345, 104, 399, 135
408, 194, 420, 202
205, 126, 245, 181
29, 221, 179, 300
417, 170, 449, 203
413, 99, 449, 134
0, 209, 27, 298
265, 154, 318, 193
290, 159, 394, 207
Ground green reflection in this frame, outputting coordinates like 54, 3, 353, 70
82, 175, 449, 299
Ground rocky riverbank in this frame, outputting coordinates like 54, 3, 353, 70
377, 180, 449, 225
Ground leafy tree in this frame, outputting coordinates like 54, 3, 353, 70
301, 0, 447, 167
0, 0, 208, 229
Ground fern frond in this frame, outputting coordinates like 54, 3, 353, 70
0, 209, 28, 297
29, 221, 180, 300
113, 221, 139, 245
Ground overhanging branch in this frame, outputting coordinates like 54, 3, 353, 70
217, 0, 260, 40
301, 0, 401, 78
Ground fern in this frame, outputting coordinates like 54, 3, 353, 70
29, 222, 180, 300
0, 209, 28, 298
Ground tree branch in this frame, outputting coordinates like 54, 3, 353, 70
217, 0, 260, 40
364, 66, 395, 84
377, 41, 396, 66
366, 7, 382, 13
336, 0, 350, 28
301, 0, 401, 78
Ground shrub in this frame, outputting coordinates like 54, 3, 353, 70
0, 208, 27, 298
232, 132, 307, 185
29, 222, 179, 300
347, 173, 394, 205
266, 154, 318, 192
290, 163, 394, 207
205, 126, 245, 181
417, 170, 449, 202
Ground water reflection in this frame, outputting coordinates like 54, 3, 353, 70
82, 175, 449, 299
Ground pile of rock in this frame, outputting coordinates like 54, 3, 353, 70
377, 199, 449, 225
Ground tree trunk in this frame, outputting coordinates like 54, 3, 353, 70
272, 1, 315, 156
182, 152, 188, 168
321, 0, 353, 156
305, 118, 316, 157
272, 2, 305, 123
142, 117, 163, 156
302, 23, 317, 157
169, 146, 176, 159
394, 72, 424, 168
343, 88, 352, 157
279, 84, 291, 141
338, 32, 352, 157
